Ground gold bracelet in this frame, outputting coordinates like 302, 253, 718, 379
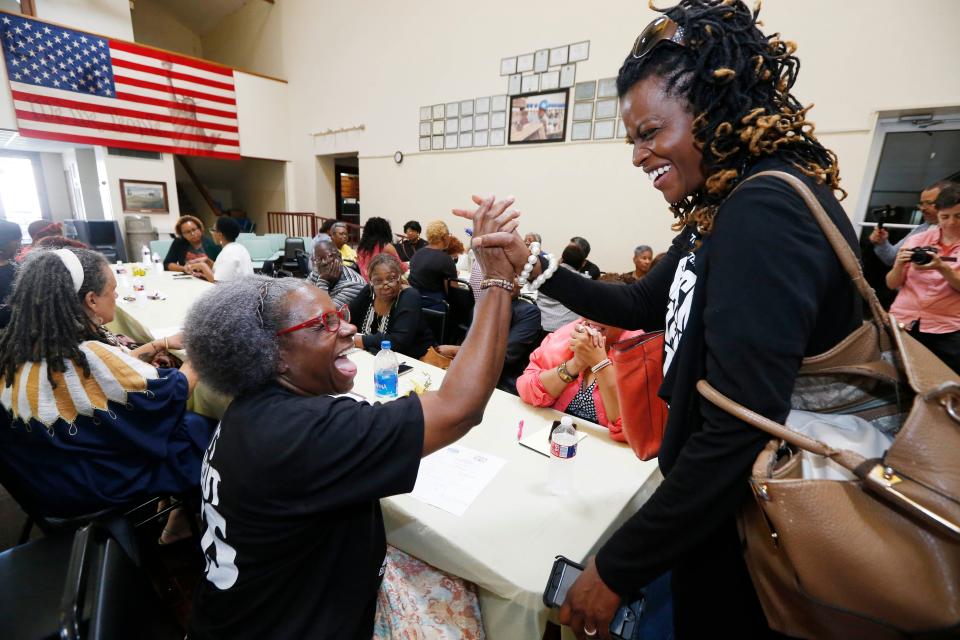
557, 360, 576, 383
163, 336, 170, 351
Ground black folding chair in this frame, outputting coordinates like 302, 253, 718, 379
422, 304, 448, 345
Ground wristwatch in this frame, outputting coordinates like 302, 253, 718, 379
557, 360, 576, 383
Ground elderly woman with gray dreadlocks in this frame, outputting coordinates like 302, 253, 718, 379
457, 1, 860, 637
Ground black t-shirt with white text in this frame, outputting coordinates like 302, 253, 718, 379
189, 385, 424, 640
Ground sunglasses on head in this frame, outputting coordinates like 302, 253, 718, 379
276, 305, 351, 337
631, 15, 686, 59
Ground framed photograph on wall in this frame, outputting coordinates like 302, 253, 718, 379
446, 102, 459, 118
574, 80, 596, 101
474, 129, 489, 147
445, 118, 459, 134
419, 137, 431, 151
491, 95, 508, 112
616, 118, 627, 140
559, 64, 576, 88
445, 133, 459, 149
432, 120, 444, 135
460, 100, 474, 116
475, 113, 489, 130
461, 115, 474, 131
571, 121, 592, 141
593, 120, 616, 139
432, 135, 444, 150
420, 106, 432, 121
572, 101, 594, 122
490, 111, 507, 129
533, 49, 549, 73
549, 45, 569, 66
517, 53, 534, 73
520, 74, 539, 93
541, 70, 560, 91
120, 179, 169, 213
597, 77, 617, 98
508, 89, 569, 145
460, 132, 473, 148
490, 129, 506, 146
432, 104, 445, 119
420, 122, 432, 136
475, 96, 491, 114
569, 41, 590, 62
508, 73, 522, 96
500, 56, 517, 76
595, 98, 618, 120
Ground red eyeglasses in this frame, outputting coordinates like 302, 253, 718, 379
276, 305, 351, 337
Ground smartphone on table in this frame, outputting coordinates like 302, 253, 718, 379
398, 363, 414, 376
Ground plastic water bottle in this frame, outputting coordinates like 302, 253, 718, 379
141, 244, 151, 272
373, 340, 399, 399
549, 416, 577, 495
151, 252, 162, 268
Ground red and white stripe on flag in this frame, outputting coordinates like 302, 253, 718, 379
0, 12, 240, 159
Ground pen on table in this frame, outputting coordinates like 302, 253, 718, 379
517, 420, 524, 441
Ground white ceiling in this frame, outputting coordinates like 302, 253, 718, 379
140, 0, 253, 35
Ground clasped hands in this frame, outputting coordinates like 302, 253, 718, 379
568, 323, 608, 372
452, 195, 537, 283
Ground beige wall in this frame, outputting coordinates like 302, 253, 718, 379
199, 0, 960, 270
130, 0, 203, 58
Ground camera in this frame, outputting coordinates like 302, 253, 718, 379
908, 246, 958, 265
869, 204, 905, 230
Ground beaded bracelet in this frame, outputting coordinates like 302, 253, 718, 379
480, 278, 515, 293
591, 358, 612, 374
517, 242, 541, 288
528, 252, 559, 291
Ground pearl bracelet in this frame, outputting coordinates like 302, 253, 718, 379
528, 251, 559, 291
517, 242, 541, 288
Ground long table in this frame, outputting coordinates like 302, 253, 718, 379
106, 269, 663, 638
349, 351, 662, 639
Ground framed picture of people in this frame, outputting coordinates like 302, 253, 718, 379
507, 89, 569, 145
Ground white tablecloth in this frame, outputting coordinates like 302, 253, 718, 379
349, 351, 662, 640
107, 266, 212, 344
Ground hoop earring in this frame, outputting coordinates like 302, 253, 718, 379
95, 315, 104, 327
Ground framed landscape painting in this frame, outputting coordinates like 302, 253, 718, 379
120, 180, 169, 213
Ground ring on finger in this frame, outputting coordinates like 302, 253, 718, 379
584, 625, 598, 637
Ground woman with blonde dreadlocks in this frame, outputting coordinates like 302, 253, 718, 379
457, 1, 860, 637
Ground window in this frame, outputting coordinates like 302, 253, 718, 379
855, 112, 960, 307
0, 155, 43, 240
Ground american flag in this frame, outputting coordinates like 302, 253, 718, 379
0, 12, 240, 159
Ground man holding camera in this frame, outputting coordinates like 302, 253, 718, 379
869, 181, 949, 266
886, 183, 960, 373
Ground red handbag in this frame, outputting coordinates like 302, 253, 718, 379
609, 331, 668, 460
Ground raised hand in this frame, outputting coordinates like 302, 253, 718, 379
453, 195, 532, 277
452, 195, 521, 280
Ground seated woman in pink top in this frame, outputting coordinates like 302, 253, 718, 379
886, 183, 960, 373
517, 319, 640, 440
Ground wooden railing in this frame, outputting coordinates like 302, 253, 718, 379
268, 211, 317, 237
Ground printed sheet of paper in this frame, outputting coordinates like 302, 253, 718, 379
410, 444, 506, 516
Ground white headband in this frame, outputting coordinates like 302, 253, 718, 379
53, 249, 84, 293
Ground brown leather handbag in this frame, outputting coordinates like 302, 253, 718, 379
697, 171, 960, 639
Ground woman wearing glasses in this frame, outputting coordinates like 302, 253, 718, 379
185, 197, 521, 639
458, 1, 859, 638
349, 253, 457, 361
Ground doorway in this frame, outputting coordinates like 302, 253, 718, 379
334, 155, 359, 231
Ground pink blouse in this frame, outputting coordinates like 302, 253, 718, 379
889, 226, 960, 334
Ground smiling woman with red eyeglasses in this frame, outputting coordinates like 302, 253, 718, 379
183, 196, 524, 640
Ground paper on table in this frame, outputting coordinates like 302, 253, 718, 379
519, 426, 588, 458
410, 444, 506, 516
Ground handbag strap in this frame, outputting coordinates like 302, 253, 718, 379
697, 379, 867, 472
739, 170, 888, 328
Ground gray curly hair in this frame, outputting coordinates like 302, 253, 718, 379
183, 275, 307, 396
